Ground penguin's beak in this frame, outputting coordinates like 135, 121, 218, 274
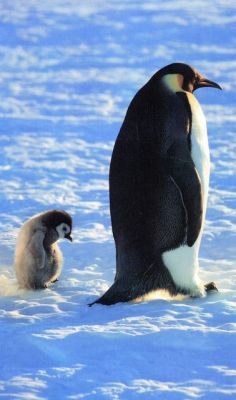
194, 77, 222, 91
65, 233, 73, 242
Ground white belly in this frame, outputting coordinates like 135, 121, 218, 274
163, 93, 210, 296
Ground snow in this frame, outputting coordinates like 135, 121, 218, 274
0, 0, 235, 399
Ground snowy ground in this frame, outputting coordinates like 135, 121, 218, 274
0, 1, 236, 399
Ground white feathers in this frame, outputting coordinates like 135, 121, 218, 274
162, 244, 205, 297
162, 75, 210, 296
187, 92, 210, 206
56, 223, 71, 239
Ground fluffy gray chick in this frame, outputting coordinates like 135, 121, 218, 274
15, 210, 73, 289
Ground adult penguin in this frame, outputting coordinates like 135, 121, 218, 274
91, 63, 221, 305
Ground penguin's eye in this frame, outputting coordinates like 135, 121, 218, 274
63, 227, 67, 232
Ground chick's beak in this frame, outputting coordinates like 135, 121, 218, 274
65, 233, 73, 242
194, 77, 222, 91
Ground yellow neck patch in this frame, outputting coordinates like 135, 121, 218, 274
161, 74, 184, 92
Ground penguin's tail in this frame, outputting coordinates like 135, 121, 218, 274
88, 261, 177, 306
88, 281, 132, 306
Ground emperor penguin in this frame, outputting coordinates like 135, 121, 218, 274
15, 210, 73, 289
91, 63, 221, 306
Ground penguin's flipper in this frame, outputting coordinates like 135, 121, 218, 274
167, 140, 203, 247
28, 230, 46, 269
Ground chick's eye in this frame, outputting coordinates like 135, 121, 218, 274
63, 227, 67, 232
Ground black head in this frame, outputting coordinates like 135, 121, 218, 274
41, 210, 73, 241
155, 62, 222, 93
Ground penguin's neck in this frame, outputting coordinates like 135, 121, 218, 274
161, 74, 184, 92
44, 229, 58, 249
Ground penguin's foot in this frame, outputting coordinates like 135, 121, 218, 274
31, 284, 47, 290
204, 281, 218, 293
51, 278, 59, 284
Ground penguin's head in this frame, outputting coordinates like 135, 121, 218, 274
56, 222, 73, 242
157, 63, 222, 93
42, 210, 73, 242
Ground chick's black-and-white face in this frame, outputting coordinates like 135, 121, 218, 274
56, 223, 72, 241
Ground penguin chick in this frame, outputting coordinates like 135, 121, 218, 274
15, 210, 73, 289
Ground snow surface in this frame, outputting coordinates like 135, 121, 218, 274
0, 1, 236, 399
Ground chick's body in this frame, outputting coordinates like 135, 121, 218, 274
15, 210, 72, 289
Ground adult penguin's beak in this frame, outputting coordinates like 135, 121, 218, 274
194, 77, 222, 91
